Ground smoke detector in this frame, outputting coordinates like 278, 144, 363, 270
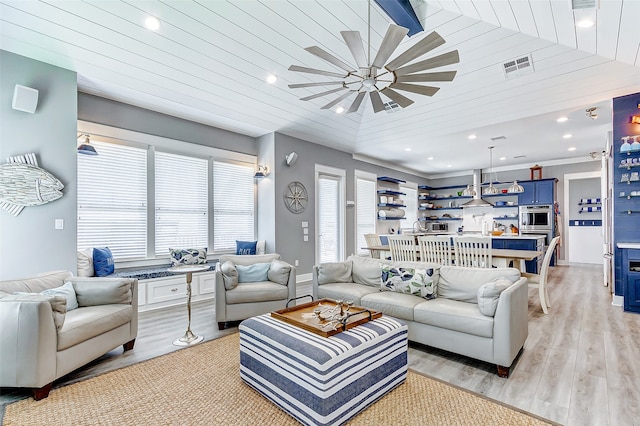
586, 107, 598, 120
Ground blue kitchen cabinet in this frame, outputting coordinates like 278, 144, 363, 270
492, 237, 540, 273
518, 179, 556, 205
623, 249, 640, 313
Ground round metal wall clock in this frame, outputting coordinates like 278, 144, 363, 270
284, 181, 308, 214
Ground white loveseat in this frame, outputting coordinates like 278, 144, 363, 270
312, 255, 528, 377
0, 270, 138, 399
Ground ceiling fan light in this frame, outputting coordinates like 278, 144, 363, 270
507, 180, 524, 193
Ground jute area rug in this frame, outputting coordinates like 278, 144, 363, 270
4, 333, 554, 426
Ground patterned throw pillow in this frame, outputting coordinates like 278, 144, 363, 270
93, 247, 115, 277
235, 241, 257, 255
169, 248, 208, 266
380, 263, 437, 299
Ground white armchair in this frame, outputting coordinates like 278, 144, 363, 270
215, 254, 296, 330
0, 270, 138, 400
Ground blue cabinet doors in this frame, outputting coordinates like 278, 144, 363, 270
518, 179, 555, 205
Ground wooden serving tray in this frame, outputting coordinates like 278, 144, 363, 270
271, 298, 382, 337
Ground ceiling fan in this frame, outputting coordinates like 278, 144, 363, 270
288, 1, 459, 114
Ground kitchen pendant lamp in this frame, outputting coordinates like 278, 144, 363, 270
482, 146, 499, 195
77, 134, 98, 155
507, 180, 524, 193
461, 184, 476, 197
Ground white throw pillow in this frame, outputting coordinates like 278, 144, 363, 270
268, 259, 291, 286
477, 278, 513, 316
77, 248, 94, 277
221, 261, 238, 290
41, 281, 79, 311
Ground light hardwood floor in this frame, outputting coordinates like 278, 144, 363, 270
2, 263, 639, 425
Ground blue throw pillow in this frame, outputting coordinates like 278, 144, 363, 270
236, 240, 257, 255
237, 263, 270, 283
93, 247, 115, 277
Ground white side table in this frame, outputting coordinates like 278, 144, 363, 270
167, 264, 209, 346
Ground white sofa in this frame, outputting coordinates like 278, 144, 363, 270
312, 255, 528, 377
0, 270, 138, 399
215, 254, 296, 330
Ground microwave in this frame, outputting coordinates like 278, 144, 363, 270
519, 205, 552, 231
429, 222, 449, 232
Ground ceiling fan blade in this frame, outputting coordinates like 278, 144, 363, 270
300, 87, 347, 101
388, 83, 440, 97
321, 91, 355, 109
289, 81, 345, 89
289, 65, 347, 79
371, 24, 409, 69
369, 90, 385, 113
393, 50, 460, 76
384, 31, 446, 71
341, 31, 368, 68
380, 87, 414, 108
305, 46, 356, 73
347, 91, 367, 113
395, 71, 457, 83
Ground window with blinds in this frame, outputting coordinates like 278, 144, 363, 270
155, 152, 208, 256
318, 174, 342, 263
213, 161, 255, 251
355, 171, 377, 255
77, 141, 148, 259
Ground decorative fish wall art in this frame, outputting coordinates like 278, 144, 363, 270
0, 153, 64, 216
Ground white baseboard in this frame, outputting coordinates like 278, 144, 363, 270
612, 295, 623, 307
297, 273, 312, 283
556, 260, 569, 266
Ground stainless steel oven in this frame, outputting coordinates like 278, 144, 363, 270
519, 205, 552, 232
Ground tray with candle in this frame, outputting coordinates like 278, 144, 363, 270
271, 296, 382, 337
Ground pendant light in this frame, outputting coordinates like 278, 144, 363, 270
507, 180, 524, 193
482, 146, 499, 195
77, 134, 98, 155
461, 184, 476, 196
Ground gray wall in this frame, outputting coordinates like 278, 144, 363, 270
78, 93, 256, 155
271, 133, 427, 273
0, 51, 78, 279
569, 177, 601, 219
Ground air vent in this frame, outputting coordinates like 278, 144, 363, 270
502, 54, 534, 79
383, 101, 401, 114
490, 136, 507, 141
514, 155, 526, 159
572, 0, 598, 9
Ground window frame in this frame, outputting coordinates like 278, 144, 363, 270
354, 170, 378, 256
77, 121, 257, 268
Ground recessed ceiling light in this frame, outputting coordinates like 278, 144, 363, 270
144, 16, 160, 31
576, 19, 594, 28
404, 147, 412, 152
427, 156, 434, 160
499, 156, 506, 161
557, 117, 568, 123
266, 74, 277, 84
568, 147, 577, 151
468, 134, 477, 140
336, 106, 345, 114
447, 164, 452, 168
563, 134, 573, 139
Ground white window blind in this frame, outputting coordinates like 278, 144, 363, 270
401, 184, 418, 230
318, 174, 342, 263
77, 141, 147, 260
355, 172, 377, 255
155, 152, 208, 256
213, 161, 255, 251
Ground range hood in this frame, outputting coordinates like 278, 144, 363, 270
461, 169, 493, 208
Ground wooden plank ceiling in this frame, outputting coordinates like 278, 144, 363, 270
1, 0, 639, 175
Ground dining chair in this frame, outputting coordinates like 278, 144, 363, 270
453, 235, 492, 268
522, 236, 560, 314
364, 234, 383, 259
417, 235, 452, 265
388, 235, 418, 262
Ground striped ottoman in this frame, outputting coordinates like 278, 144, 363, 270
239, 314, 408, 426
